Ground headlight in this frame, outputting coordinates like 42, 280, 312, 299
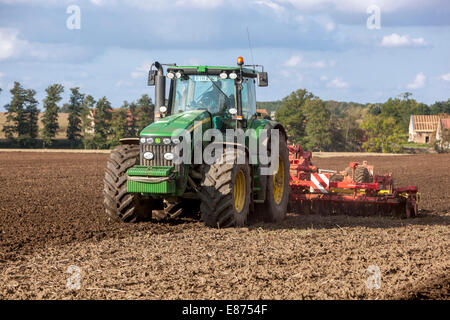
175, 71, 182, 79
219, 72, 228, 79
164, 153, 174, 161
167, 72, 175, 79
163, 138, 171, 144
146, 137, 154, 144
172, 137, 180, 144
229, 72, 238, 80
143, 152, 154, 160
140, 137, 146, 144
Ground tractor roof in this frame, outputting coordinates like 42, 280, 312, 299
167, 65, 257, 78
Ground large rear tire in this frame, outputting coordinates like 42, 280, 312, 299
200, 149, 251, 228
254, 134, 290, 222
103, 144, 153, 222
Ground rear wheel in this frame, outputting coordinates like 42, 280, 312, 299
255, 134, 290, 222
103, 144, 153, 222
200, 149, 251, 228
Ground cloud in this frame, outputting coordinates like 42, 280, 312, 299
284, 55, 331, 69
130, 61, 152, 79
0, 27, 94, 62
381, 33, 427, 48
284, 55, 302, 67
123, 0, 226, 10
280, 69, 303, 80
440, 73, 450, 82
254, 0, 285, 15
327, 77, 349, 88
325, 21, 335, 32
0, 28, 27, 60
279, 0, 439, 14
407, 72, 426, 89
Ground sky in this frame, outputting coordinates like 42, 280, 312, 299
0, 0, 449, 111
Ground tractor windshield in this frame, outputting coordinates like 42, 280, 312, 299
172, 75, 236, 116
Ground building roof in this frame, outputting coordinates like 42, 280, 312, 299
412, 115, 440, 132
257, 108, 268, 115
440, 118, 450, 130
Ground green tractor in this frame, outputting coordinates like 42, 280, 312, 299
103, 57, 290, 227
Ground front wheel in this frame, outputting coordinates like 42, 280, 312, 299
200, 149, 251, 228
103, 144, 153, 222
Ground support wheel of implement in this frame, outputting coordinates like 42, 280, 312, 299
255, 134, 290, 222
354, 166, 371, 183
103, 144, 153, 222
200, 148, 251, 228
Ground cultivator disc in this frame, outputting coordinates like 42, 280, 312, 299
293, 199, 412, 218
288, 144, 419, 219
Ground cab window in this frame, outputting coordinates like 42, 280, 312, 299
241, 78, 256, 119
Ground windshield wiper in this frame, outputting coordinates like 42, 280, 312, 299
206, 74, 229, 100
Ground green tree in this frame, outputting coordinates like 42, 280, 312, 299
42, 84, 64, 147
2, 82, 26, 140
256, 100, 283, 114
380, 94, 430, 131
339, 109, 365, 151
126, 101, 138, 137
430, 99, 450, 115
303, 99, 333, 151
66, 87, 84, 147
80, 95, 96, 149
136, 94, 154, 132
60, 103, 70, 113
110, 103, 128, 146
2, 82, 39, 147
275, 89, 314, 144
93, 96, 112, 149
361, 115, 406, 153
22, 89, 39, 146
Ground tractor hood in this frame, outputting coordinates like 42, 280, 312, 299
140, 110, 212, 137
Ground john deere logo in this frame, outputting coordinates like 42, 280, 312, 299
155, 138, 161, 144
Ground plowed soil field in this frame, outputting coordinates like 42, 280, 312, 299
0, 152, 448, 299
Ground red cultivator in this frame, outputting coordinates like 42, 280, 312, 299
288, 145, 418, 218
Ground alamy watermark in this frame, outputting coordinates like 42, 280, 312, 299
143, 125, 281, 176
66, 5, 81, 30
366, 265, 381, 289
66, 265, 81, 290
366, 5, 381, 30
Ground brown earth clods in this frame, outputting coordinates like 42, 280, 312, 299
0, 152, 448, 300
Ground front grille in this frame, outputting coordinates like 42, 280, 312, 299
141, 143, 174, 167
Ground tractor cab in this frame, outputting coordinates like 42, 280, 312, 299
148, 57, 268, 131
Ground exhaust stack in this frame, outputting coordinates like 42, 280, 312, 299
148, 61, 166, 121
154, 62, 165, 113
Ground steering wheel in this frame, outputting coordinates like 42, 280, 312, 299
197, 91, 214, 105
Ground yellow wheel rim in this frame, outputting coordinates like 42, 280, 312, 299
234, 170, 246, 213
273, 156, 285, 205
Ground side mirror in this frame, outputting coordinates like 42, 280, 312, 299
257, 72, 268, 87
148, 70, 157, 86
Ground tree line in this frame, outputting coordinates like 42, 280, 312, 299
274, 89, 450, 152
1, 82, 449, 152
1, 82, 154, 149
